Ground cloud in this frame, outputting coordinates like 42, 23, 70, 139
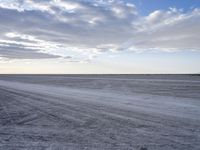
0, 32, 64, 59
121, 8, 200, 52
0, 0, 199, 60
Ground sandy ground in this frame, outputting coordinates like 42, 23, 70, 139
0, 75, 200, 150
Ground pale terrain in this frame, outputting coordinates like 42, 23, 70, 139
0, 75, 200, 150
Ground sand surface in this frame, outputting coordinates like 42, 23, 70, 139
0, 75, 200, 150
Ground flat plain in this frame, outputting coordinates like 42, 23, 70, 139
0, 74, 200, 150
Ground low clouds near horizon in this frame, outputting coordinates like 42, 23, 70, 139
0, 0, 200, 61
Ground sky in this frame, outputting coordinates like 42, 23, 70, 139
0, 0, 200, 74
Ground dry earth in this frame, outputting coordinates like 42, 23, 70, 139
0, 75, 200, 150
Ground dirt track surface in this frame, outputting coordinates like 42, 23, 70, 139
0, 75, 200, 150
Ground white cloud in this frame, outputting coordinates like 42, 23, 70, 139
0, 0, 22, 11
0, 0, 199, 61
121, 8, 200, 52
51, 0, 82, 11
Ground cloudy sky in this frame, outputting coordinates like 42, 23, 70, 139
0, 0, 200, 74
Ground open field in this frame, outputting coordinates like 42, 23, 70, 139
0, 75, 200, 150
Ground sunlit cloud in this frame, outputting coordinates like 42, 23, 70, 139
0, 0, 199, 61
